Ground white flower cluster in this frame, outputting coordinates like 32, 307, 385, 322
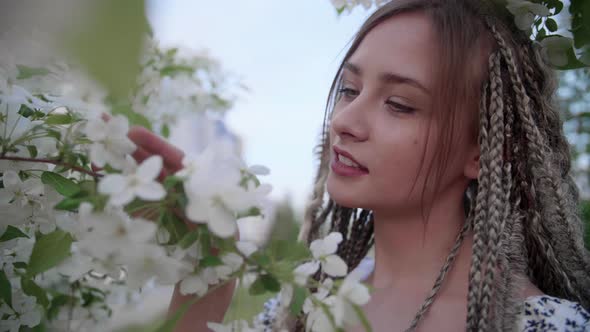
303, 274, 370, 332
0, 29, 275, 331
132, 42, 238, 136
0, 27, 374, 332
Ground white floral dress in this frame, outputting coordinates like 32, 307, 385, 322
255, 257, 590, 331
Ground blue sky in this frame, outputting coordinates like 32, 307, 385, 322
147, 1, 370, 209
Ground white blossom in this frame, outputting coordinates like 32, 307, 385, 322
179, 267, 220, 296
294, 232, 347, 285
178, 252, 243, 296
77, 203, 157, 261
98, 155, 166, 206
304, 274, 370, 331
506, 0, 551, 30
540, 35, 572, 67
183, 142, 269, 238
120, 244, 191, 289
0, 170, 44, 207
236, 241, 257, 257
84, 114, 136, 169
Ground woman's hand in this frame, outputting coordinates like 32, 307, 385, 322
125, 128, 237, 331
127, 126, 185, 178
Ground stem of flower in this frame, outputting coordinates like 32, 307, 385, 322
0, 155, 102, 178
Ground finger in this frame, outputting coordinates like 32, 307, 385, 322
128, 126, 185, 172
131, 146, 152, 165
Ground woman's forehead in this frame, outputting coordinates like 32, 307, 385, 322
347, 12, 438, 92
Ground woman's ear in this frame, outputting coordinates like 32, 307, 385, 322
463, 144, 479, 180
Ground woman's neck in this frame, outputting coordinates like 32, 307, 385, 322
368, 184, 473, 295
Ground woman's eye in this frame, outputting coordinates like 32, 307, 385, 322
386, 100, 415, 114
337, 87, 359, 99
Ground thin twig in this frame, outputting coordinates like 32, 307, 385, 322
0, 156, 102, 178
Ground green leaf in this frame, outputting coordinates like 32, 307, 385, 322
21, 277, 49, 308
250, 252, 271, 268
18, 105, 36, 118
152, 296, 199, 332
0, 225, 30, 242
0, 270, 12, 307
269, 261, 296, 281
45, 113, 73, 125
63, 0, 149, 100
13, 262, 27, 270
26, 145, 38, 158
570, 0, 590, 49
537, 28, 547, 40
199, 256, 224, 267
268, 239, 311, 262
45, 129, 62, 141
27, 230, 74, 277
159, 65, 194, 77
41, 171, 81, 197
163, 175, 183, 190
160, 211, 189, 244
352, 304, 373, 332
54, 197, 88, 211
162, 124, 170, 138
260, 274, 281, 293
111, 104, 152, 130
47, 294, 75, 320
223, 279, 274, 323
551, 0, 564, 15
236, 206, 261, 219
16, 65, 50, 80
178, 230, 199, 249
248, 276, 267, 296
289, 286, 308, 315
546, 18, 558, 32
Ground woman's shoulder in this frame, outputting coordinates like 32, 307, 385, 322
517, 295, 590, 331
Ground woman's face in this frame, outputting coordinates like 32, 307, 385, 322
326, 12, 477, 215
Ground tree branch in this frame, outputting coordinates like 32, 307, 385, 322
0, 156, 102, 178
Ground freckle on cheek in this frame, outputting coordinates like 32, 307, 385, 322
413, 139, 419, 145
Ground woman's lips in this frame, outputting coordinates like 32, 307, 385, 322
331, 147, 369, 177
332, 146, 368, 169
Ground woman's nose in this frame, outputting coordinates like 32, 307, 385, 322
330, 96, 370, 143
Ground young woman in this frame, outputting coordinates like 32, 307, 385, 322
129, 0, 590, 330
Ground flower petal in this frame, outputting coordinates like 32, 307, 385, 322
85, 119, 106, 141
109, 188, 135, 206
107, 115, 130, 136
1, 170, 21, 190
294, 261, 320, 285
236, 241, 257, 257
207, 206, 237, 238
136, 182, 166, 201
180, 275, 208, 296
322, 255, 348, 277
321, 232, 343, 255
137, 155, 163, 180
98, 174, 127, 195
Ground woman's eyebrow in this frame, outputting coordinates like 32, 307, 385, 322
343, 61, 430, 95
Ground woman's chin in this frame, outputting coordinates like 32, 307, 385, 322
326, 176, 367, 209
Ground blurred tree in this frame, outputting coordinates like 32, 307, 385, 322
267, 196, 301, 243
558, 68, 590, 246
